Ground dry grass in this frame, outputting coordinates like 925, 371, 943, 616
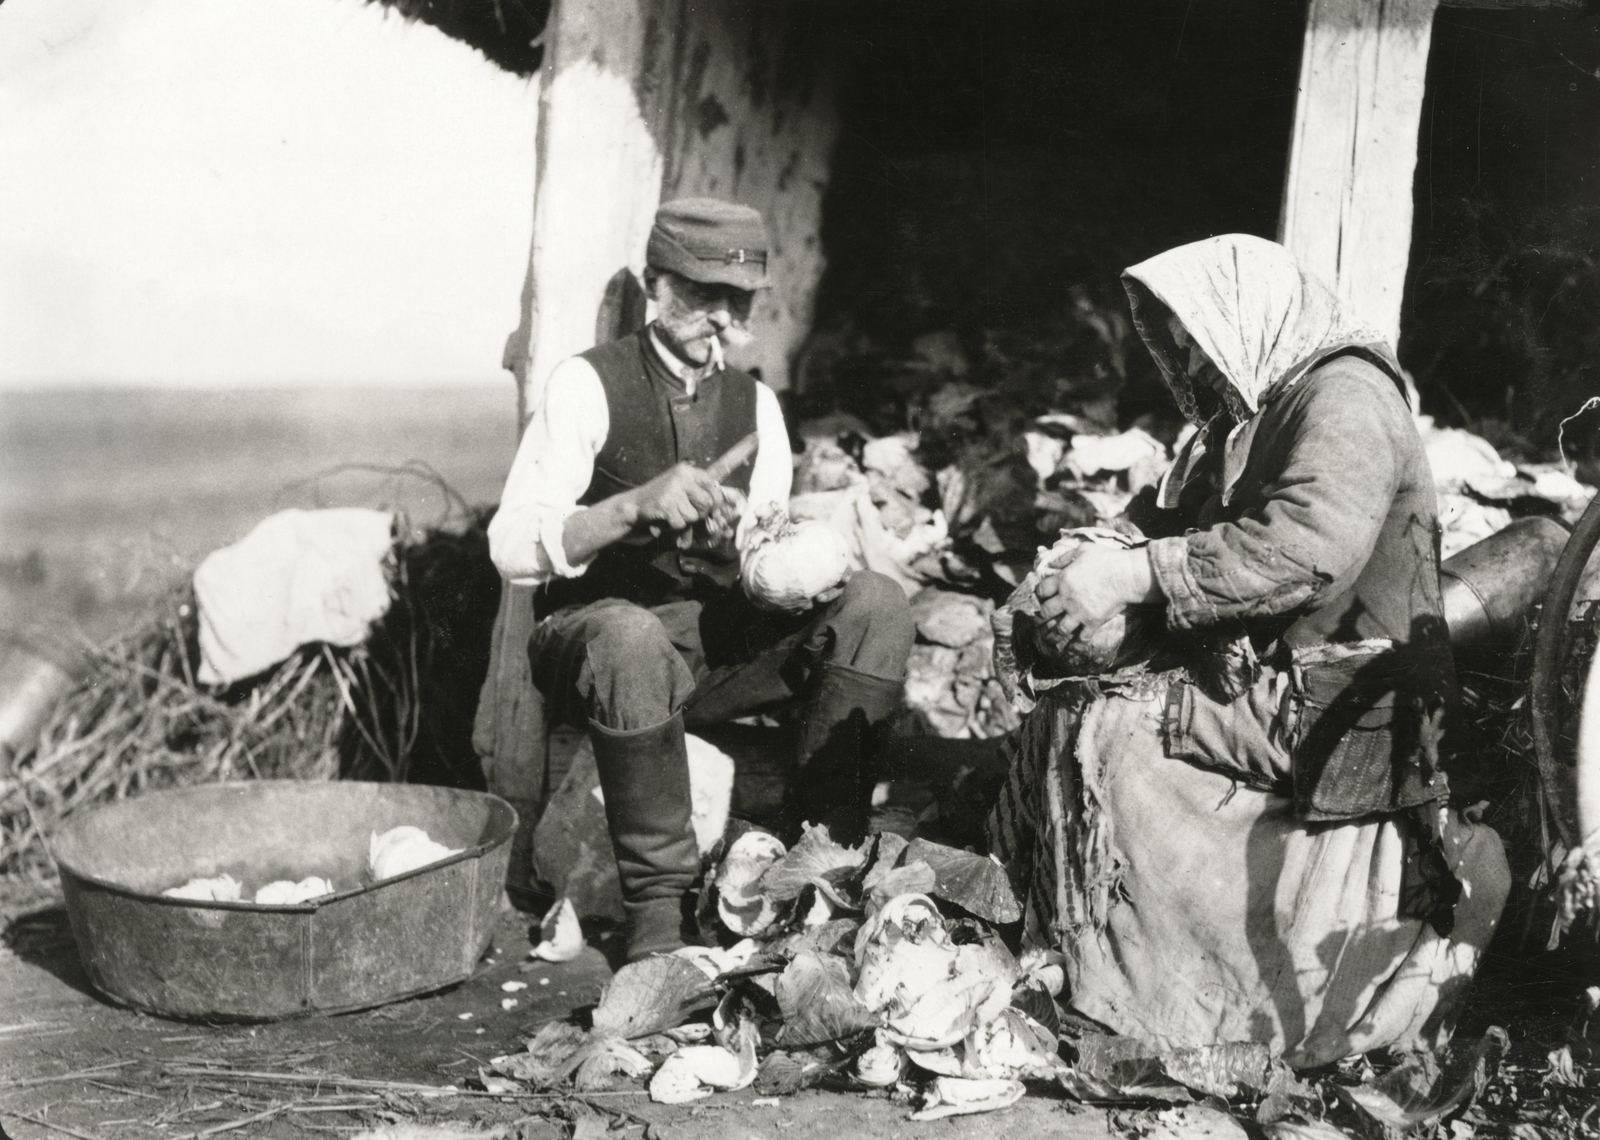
0, 1055, 647, 1140
0, 592, 347, 884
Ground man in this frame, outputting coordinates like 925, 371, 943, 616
488, 199, 914, 962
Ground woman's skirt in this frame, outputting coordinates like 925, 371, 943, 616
987, 680, 1509, 1068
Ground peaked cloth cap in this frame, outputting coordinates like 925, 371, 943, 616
647, 198, 770, 290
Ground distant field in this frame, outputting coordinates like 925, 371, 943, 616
0, 386, 520, 643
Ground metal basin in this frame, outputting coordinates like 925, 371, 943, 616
49, 781, 516, 1020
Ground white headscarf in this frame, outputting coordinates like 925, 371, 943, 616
1121, 234, 1400, 507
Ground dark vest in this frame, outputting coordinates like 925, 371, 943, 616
541, 329, 759, 613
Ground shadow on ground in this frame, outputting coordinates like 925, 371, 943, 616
2, 904, 98, 1001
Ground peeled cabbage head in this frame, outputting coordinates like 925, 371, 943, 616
740, 506, 851, 613
368, 826, 463, 881
856, 1041, 907, 1087
253, 876, 336, 906
162, 873, 242, 902
715, 830, 787, 936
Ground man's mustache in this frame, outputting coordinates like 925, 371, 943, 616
714, 325, 754, 349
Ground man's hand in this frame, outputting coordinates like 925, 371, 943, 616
681, 486, 745, 552
1036, 545, 1160, 640
703, 485, 744, 543
809, 578, 848, 608
625, 463, 730, 533
559, 468, 739, 569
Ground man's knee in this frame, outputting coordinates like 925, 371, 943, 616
838, 572, 914, 637
583, 604, 676, 664
837, 570, 906, 611
534, 603, 694, 730
580, 606, 690, 697
826, 571, 915, 676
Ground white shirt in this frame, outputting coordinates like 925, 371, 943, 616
488, 327, 793, 586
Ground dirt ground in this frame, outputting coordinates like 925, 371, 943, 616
0, 886, 1119, 1140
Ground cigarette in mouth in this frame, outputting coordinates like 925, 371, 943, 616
708, 333, 725, 372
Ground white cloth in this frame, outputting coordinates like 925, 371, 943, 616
488, 326, 793, 586
194, 508, 394, 685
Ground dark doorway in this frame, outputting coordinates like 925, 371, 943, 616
807, 0, 1306, 429
1403, 7, 1600, 469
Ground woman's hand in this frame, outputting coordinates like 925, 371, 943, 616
1036, 545, 1161, 639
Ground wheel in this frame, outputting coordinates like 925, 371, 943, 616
1531, 490, 1600, 849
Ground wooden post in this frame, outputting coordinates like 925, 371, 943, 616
502, 0, 839, 417
1279, 0, 1440, 348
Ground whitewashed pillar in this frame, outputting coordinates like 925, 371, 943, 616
501, 0, 669, 425
1279, 0, 1440, 347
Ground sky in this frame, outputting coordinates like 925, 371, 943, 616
0, 0, 540, 388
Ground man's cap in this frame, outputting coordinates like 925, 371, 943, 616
647, 198, 769, 290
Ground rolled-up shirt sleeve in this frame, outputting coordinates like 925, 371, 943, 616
733, 383, 796, 556
487, 357, 609, 585
747, 383, 793, 517
1149, 371, 1402, 631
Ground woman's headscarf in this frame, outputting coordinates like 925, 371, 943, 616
1121, 234, 1401, 507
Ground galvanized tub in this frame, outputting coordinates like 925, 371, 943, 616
49, 781, 516, 1020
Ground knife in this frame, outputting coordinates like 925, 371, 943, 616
649, 430, 761, 543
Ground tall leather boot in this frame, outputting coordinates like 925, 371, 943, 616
588, 712, 701, 961
786, 663, 905, 845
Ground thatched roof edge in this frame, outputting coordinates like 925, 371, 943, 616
371, 0, 549, 78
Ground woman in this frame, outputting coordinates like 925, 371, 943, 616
991, 235, 1509, 1066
